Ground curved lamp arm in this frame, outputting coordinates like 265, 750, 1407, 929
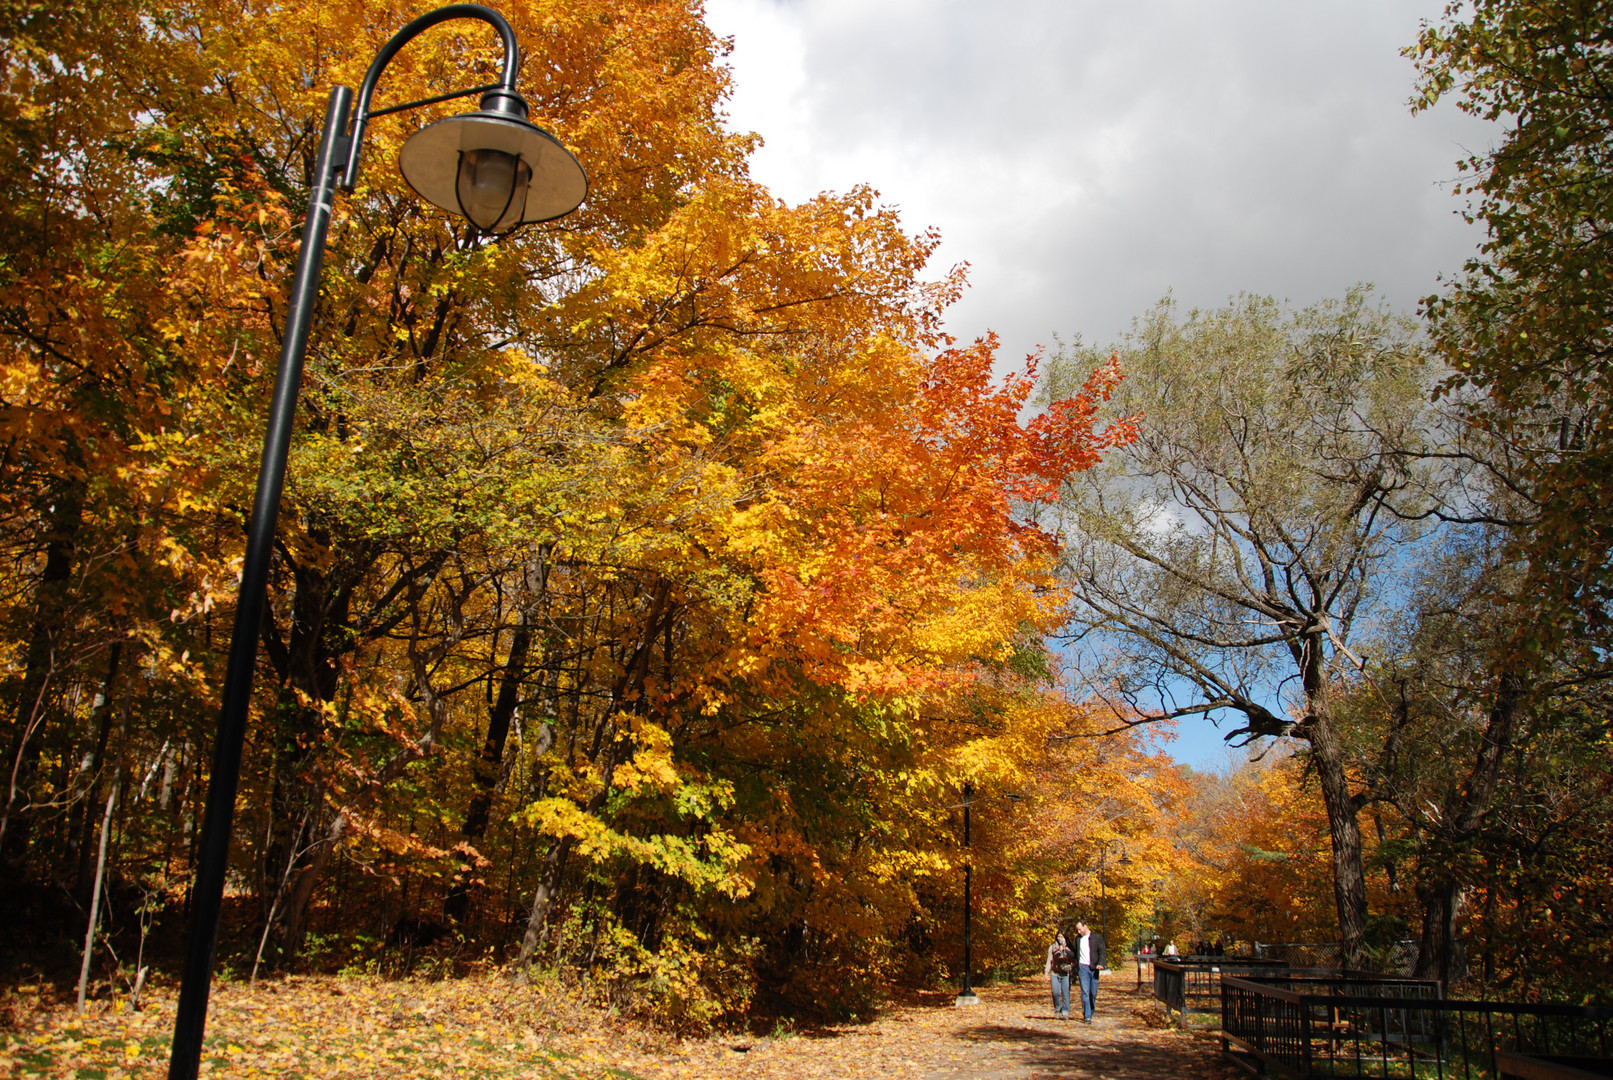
339, 3, 523, 190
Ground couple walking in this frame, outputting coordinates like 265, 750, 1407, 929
1044, 922, 1106, 1022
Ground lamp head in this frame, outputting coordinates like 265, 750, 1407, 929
397, 88, 587, 233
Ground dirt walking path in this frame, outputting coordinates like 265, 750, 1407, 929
637, 975, 1241, 1080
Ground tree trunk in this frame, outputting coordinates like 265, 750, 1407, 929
256, 564, 342, 966
75, 707, 123, 1013
516, 835, 573, 969
253, 545, 453, 964
73, 644, 123, 905
256, 678, 333, 969
76, 770, 119, 1013
258, 707, 327, 967
445, 618, 532, 923
512, 574, 664, 973
1302, 708, 1370, 968
262, 810, 348, 965
1410, 671, 1523, 985
1413, 875, 1460, 988
0, 478, 84, 873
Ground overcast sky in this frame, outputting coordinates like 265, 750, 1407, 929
705, 0, 1498, 358
701, 0, 1499, 768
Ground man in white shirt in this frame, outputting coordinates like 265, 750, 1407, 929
1074, 921, 1107, 1023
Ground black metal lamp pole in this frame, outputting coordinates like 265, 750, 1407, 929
1097, 839, 1128, 952
1099, 843, 1107, 946
165, 8, 584, 1079
957, 782, 977, 1004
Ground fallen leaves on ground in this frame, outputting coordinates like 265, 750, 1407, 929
1, 971, 668, 1079
0, 973, 1237, 1079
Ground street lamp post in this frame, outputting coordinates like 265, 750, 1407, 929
1141, 877, 1163, 989
165, 8, 585, 1079
1097, 840, 1130, 953
951, 786, 1022, 1007
957, 782, 980, 1006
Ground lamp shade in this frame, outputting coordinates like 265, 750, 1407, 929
398, 108, 587, 232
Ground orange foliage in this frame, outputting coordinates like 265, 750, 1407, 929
1158, 746, 1419, 954
0, 0, 1143, 1025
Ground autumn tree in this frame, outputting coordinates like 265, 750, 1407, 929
1456, 694, 1613, 1001
0, 0, 186, 871
1411, 0, 1613, 663
1171, 750, 1342, 947
1041, 289, 1436, 967
1308, 505, 1613, 986
1317, 0, 1613, 985
0, 0, 1138, 1020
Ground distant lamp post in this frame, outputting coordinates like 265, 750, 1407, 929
1097, 840, 1131, 951
1139, 876, 1164, 989
953, 785, 1023, 1006
957, 782, 980, 1006
165, 7, 585, 1080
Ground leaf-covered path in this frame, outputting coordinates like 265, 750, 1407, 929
1, 971, 1238, 1078
637, 975, 1239, 1080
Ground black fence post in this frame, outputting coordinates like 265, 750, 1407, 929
1301, 989, 1313, 1079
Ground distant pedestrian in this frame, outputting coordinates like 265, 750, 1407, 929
1045, 931, 1074, 1019
1074, 920, 1107, 1023
1164, 941, 1178, 956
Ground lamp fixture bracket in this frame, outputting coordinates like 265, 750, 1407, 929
338, 3, 524, 190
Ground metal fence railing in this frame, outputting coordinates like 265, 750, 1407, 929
1220, 975, 1613, 1079
1154, 958, 1289, 1024
1150, 960, 1426, 1027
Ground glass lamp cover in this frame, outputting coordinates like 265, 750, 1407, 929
456, 148, 531, 233
398, 110, 588, 231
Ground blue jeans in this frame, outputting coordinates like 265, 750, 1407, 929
1078, 964, 1099, 1020
1049, 972, 1070, 1015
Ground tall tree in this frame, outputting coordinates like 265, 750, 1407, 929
1412, 0, 1613, 660
1398, 0, 1613, 981
1043, 289, 1435, 966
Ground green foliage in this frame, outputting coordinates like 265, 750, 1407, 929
1412, 0, 1613, 658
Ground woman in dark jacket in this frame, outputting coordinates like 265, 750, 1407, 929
1044, 931, 1075, 1019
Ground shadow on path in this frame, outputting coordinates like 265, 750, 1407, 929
955, 1023, 1071, 1044
643, 975, 1241, 1079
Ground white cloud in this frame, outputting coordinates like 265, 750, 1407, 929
705, 0, 1497, 367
